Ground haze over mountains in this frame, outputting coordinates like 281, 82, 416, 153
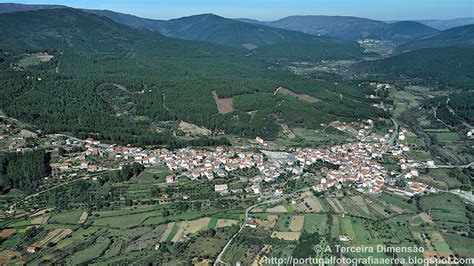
1, 3, 473, 54
256, 16, 439, 44
413, 18, 474, 31
0, 2, 64, 13
397, 25, 474, 52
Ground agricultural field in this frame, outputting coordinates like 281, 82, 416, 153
391, 90, 422, 118
49, 209, 85, 224
0, 2, 473, 265
419, 193, 474, 257
302, 214, 328, 234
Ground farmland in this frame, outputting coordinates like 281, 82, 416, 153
0, 4, 472, 265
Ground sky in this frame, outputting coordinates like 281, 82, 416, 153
2, 0, 473, 21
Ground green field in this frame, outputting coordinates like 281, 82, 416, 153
303, 214, 328, 234
419, 194, 468, 225
340, 217, 356, 239
391, 90, 421, 117
67, 236, 111, 265
143, 210, 217, 225
433, 132, 461, 142
92, 211, 154, 228
419, 193, 473, 257
377, 192, 417, 213
208, 217, 218, 229
275, 214, 292, 231
50, 209, 85, 224
283, 203, 295, 213
7, 218, 31, 228
166, 222, 180, 242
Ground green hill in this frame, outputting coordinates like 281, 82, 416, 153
265, 16, 438, 43
86, 11, 346, 50
355, 47, 474, 88
381, 21, 439, 43
0, 3, 65, 13
415, 18, 474, 31
253, 40, 363, 60
0, 8, 238, 57
0, 8, 384, 146
398, 25, 474, 52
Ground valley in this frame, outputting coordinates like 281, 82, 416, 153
0, 3, 473, 266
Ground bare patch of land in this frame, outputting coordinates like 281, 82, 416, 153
289, 216, 304, 232
280, 123, 296, 139
241, 43, 258, 50
17, 53, 54, 68
275, 87, 320, 103
78, 212, 88, 224
215, 219, 238, 228
178, 121, 211, 136
212, 91, 234, 114
174, 218, 210, 242
266, 205, 288, 213
418, 213, 434, 225
303, 196, 324, 212
271, 231, 300, 241
256, 214, 277, 229
0, 228, 16, 239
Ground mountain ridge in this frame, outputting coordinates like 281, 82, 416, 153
397, 24, 474, 52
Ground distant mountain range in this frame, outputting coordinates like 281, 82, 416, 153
1, 3, 473, 54
85, 11, 327, 49
413, 18, 474, 30
0, 3, 65, 13
398, 25, 474, 52
0, 7, 364, 62
259, 16, 440, 44
86, 11, 439, 45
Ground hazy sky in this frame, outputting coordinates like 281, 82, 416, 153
2, 0, 473, 21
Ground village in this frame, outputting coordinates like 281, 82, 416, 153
1, 116, 437, 202
1, 115, 470, 265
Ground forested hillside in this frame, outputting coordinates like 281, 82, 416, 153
86, 10, 364, 54
0, 3, 65, 13
397, 25, 474, 51
423, 92, 474, 126
0, 150, 51, 192
354, 47, 474, 88
0, 8, 385, 147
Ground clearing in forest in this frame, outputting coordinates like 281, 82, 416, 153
212, 91, 234, 114
178, 121, 211, 136
275, 86, 320, 103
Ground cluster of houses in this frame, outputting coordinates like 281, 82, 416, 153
300, 140, 388, 194
386, 181, 436, 197
0, 119, 38, 152
45, 119, 439, 197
